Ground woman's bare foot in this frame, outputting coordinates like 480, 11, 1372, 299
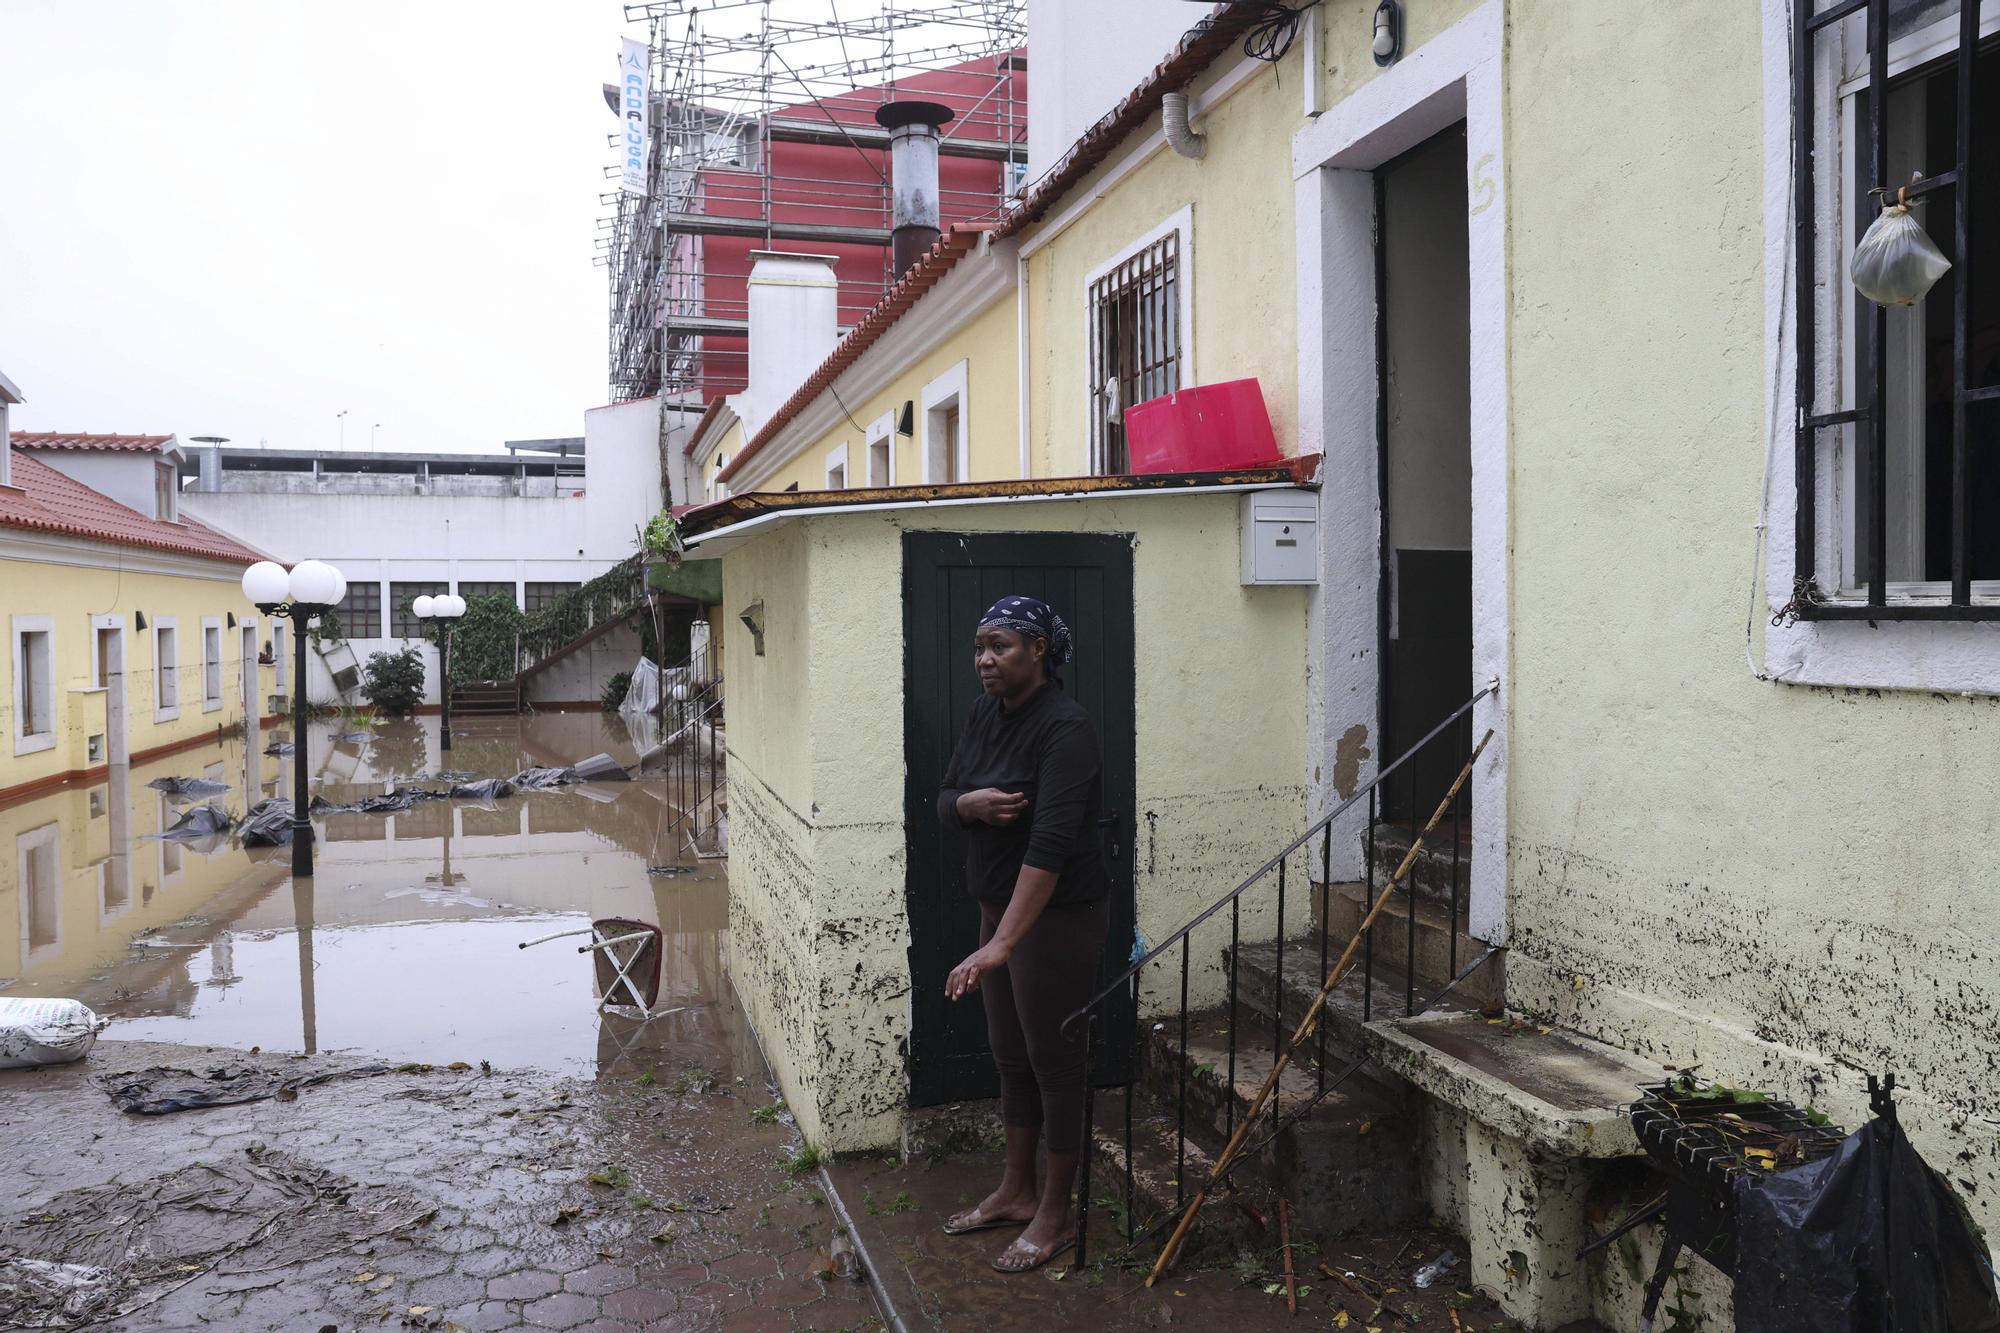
944, 1184, 1039, 1234
992, 1209, 1077, 1273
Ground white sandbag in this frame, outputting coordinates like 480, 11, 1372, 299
0, 997, 107, 1069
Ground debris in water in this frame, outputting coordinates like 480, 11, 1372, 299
146, 776, 230, 800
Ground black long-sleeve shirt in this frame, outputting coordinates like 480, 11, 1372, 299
936, 685, 1110, 907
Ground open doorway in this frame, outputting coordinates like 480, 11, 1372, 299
1377, 124, 1472, 827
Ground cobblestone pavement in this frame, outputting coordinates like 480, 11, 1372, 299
0, 1039, 880, 1332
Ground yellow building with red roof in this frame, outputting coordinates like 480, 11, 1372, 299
0, 376, 275, 802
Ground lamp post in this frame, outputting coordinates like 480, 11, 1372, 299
241, 558, 346, 877
416, 593, 466, 753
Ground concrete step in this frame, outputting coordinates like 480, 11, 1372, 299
450, 684, 520, 716
1227, 936, 1497, 1082
1084, 1085, 1268, 1267
1320, 880, 1503, 1008
1366, 823, 1473, 912
1129, 1003, 1425, 1239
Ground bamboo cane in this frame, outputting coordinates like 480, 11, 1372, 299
1279, 1198, 1297, 1315
1145, 730, 1494, 1286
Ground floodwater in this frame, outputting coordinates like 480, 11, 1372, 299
0, 713, 750, 1078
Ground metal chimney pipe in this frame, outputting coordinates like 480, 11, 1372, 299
875, 100, 955, 277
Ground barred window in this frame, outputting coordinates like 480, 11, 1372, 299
524, 582, 581, 615
1794, 0, 2000, 618
338, 581, 382, 639
1088, 228, 1182, 475
390, 582, 447, 637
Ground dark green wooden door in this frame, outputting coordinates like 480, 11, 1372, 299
903, 531, 1137, 1106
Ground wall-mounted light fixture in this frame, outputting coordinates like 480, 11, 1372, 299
896, 401, 915, 437
226, 611, 237, 629
135, 610, 148, 631
1372, 0, 1402, 66
738, 599, 767, 656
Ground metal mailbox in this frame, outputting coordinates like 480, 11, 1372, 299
1240, 488, 1318, 585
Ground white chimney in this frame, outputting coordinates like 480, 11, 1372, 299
741, 250, 840, 438
0, 367, 21, 490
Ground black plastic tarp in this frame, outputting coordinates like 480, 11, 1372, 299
239, 799, 296, 846
145, 776, 229, 800
447, 778, 513, 801
308, 789, 441, 816
142, 803, 233, 844
510, 766, 577, 790
1735, 1117, 2000, 1332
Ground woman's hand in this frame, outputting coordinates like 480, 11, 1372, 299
946, 941, 1012, 1000
955, 788, 1028, 827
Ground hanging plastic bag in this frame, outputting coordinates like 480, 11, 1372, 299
1851, 202, 1952, 306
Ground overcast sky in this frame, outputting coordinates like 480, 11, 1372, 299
0, 2, 631, 454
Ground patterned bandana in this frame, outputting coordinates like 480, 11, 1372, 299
977, 594, 1074, 670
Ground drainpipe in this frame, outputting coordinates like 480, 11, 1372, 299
1161, 91, 1206, 160
875, 100, 955, 277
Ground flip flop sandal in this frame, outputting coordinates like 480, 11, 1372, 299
942, 1206, 1029, 1236
991, 1233, 1078, 1274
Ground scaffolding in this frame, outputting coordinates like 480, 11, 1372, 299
602, 0, 1027, 406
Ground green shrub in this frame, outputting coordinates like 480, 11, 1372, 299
361, 646, 426, 718
601, 671, 632, 712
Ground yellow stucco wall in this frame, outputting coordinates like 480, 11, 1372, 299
1, 556, 270, 795
0, 729, 282, 986
736, 291, 1023, 496
1500, 0, 2000, 1235
1316, 0, 1483, 109
717, 491, 1308, 1150
1022, 48, 1304, 478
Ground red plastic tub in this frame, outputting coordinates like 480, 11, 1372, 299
1121, 378, 1280, 474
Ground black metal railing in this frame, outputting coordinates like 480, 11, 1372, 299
1066, 685, 1497, 1270
650, 634, 725, 858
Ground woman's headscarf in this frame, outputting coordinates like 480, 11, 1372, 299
978, 594, 1074, 678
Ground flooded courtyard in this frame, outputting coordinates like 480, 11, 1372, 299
1, 713, 741, 1078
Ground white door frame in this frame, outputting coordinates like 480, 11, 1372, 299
1293, 0, 1510, 942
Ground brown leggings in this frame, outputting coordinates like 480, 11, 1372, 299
977, 896, 1111, 1155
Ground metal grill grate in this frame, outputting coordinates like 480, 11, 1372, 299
1088, 230, 1182, 475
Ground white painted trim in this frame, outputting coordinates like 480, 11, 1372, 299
87, 613, 122, 687
152, 615, 180, 722
683, 479, 1310, 556
1018, 55, 1265, 261
200, 615, 225, 711
1084, 204, 1196, 474
1292, 0, 1510, 942
1017, 250, 1032, 479
11, 614, 57, 755
726, 240, 1016, 494
17, 821, 62, 965
919, 360, 971, 485
823, 441, 850, 490
0, 529, 250, 580
866, 412, 896, 487
1756, 0, 2000, 694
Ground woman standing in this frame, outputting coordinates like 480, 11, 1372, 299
936, 594, 1109, 1274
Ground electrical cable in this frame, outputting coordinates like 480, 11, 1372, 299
1194, 0, 1321, 65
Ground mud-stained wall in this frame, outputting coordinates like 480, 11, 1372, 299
1502, 0, 2000, 1251
716, 490, 1309, 1150
1023, 48, 1303, 478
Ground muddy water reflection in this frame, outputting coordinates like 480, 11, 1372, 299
0, 714, 749, 1077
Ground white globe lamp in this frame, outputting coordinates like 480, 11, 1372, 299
289, 559, 342, 607
412, 594, 436, 619
242, 560, 290, 607
438, 594, 466, 618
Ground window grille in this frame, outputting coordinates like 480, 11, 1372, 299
390, 582, 447, 637
524, 582, 582, 615
1088, 230, 1182, 475
1793, 0, 1998, 618
456, 582, 519, 610
339, 581, 383, 639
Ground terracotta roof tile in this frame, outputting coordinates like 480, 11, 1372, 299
715, 224, 992, 483
12, 431, 175, 452
993, 4, 1254, 240
0, 450, 265, 565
